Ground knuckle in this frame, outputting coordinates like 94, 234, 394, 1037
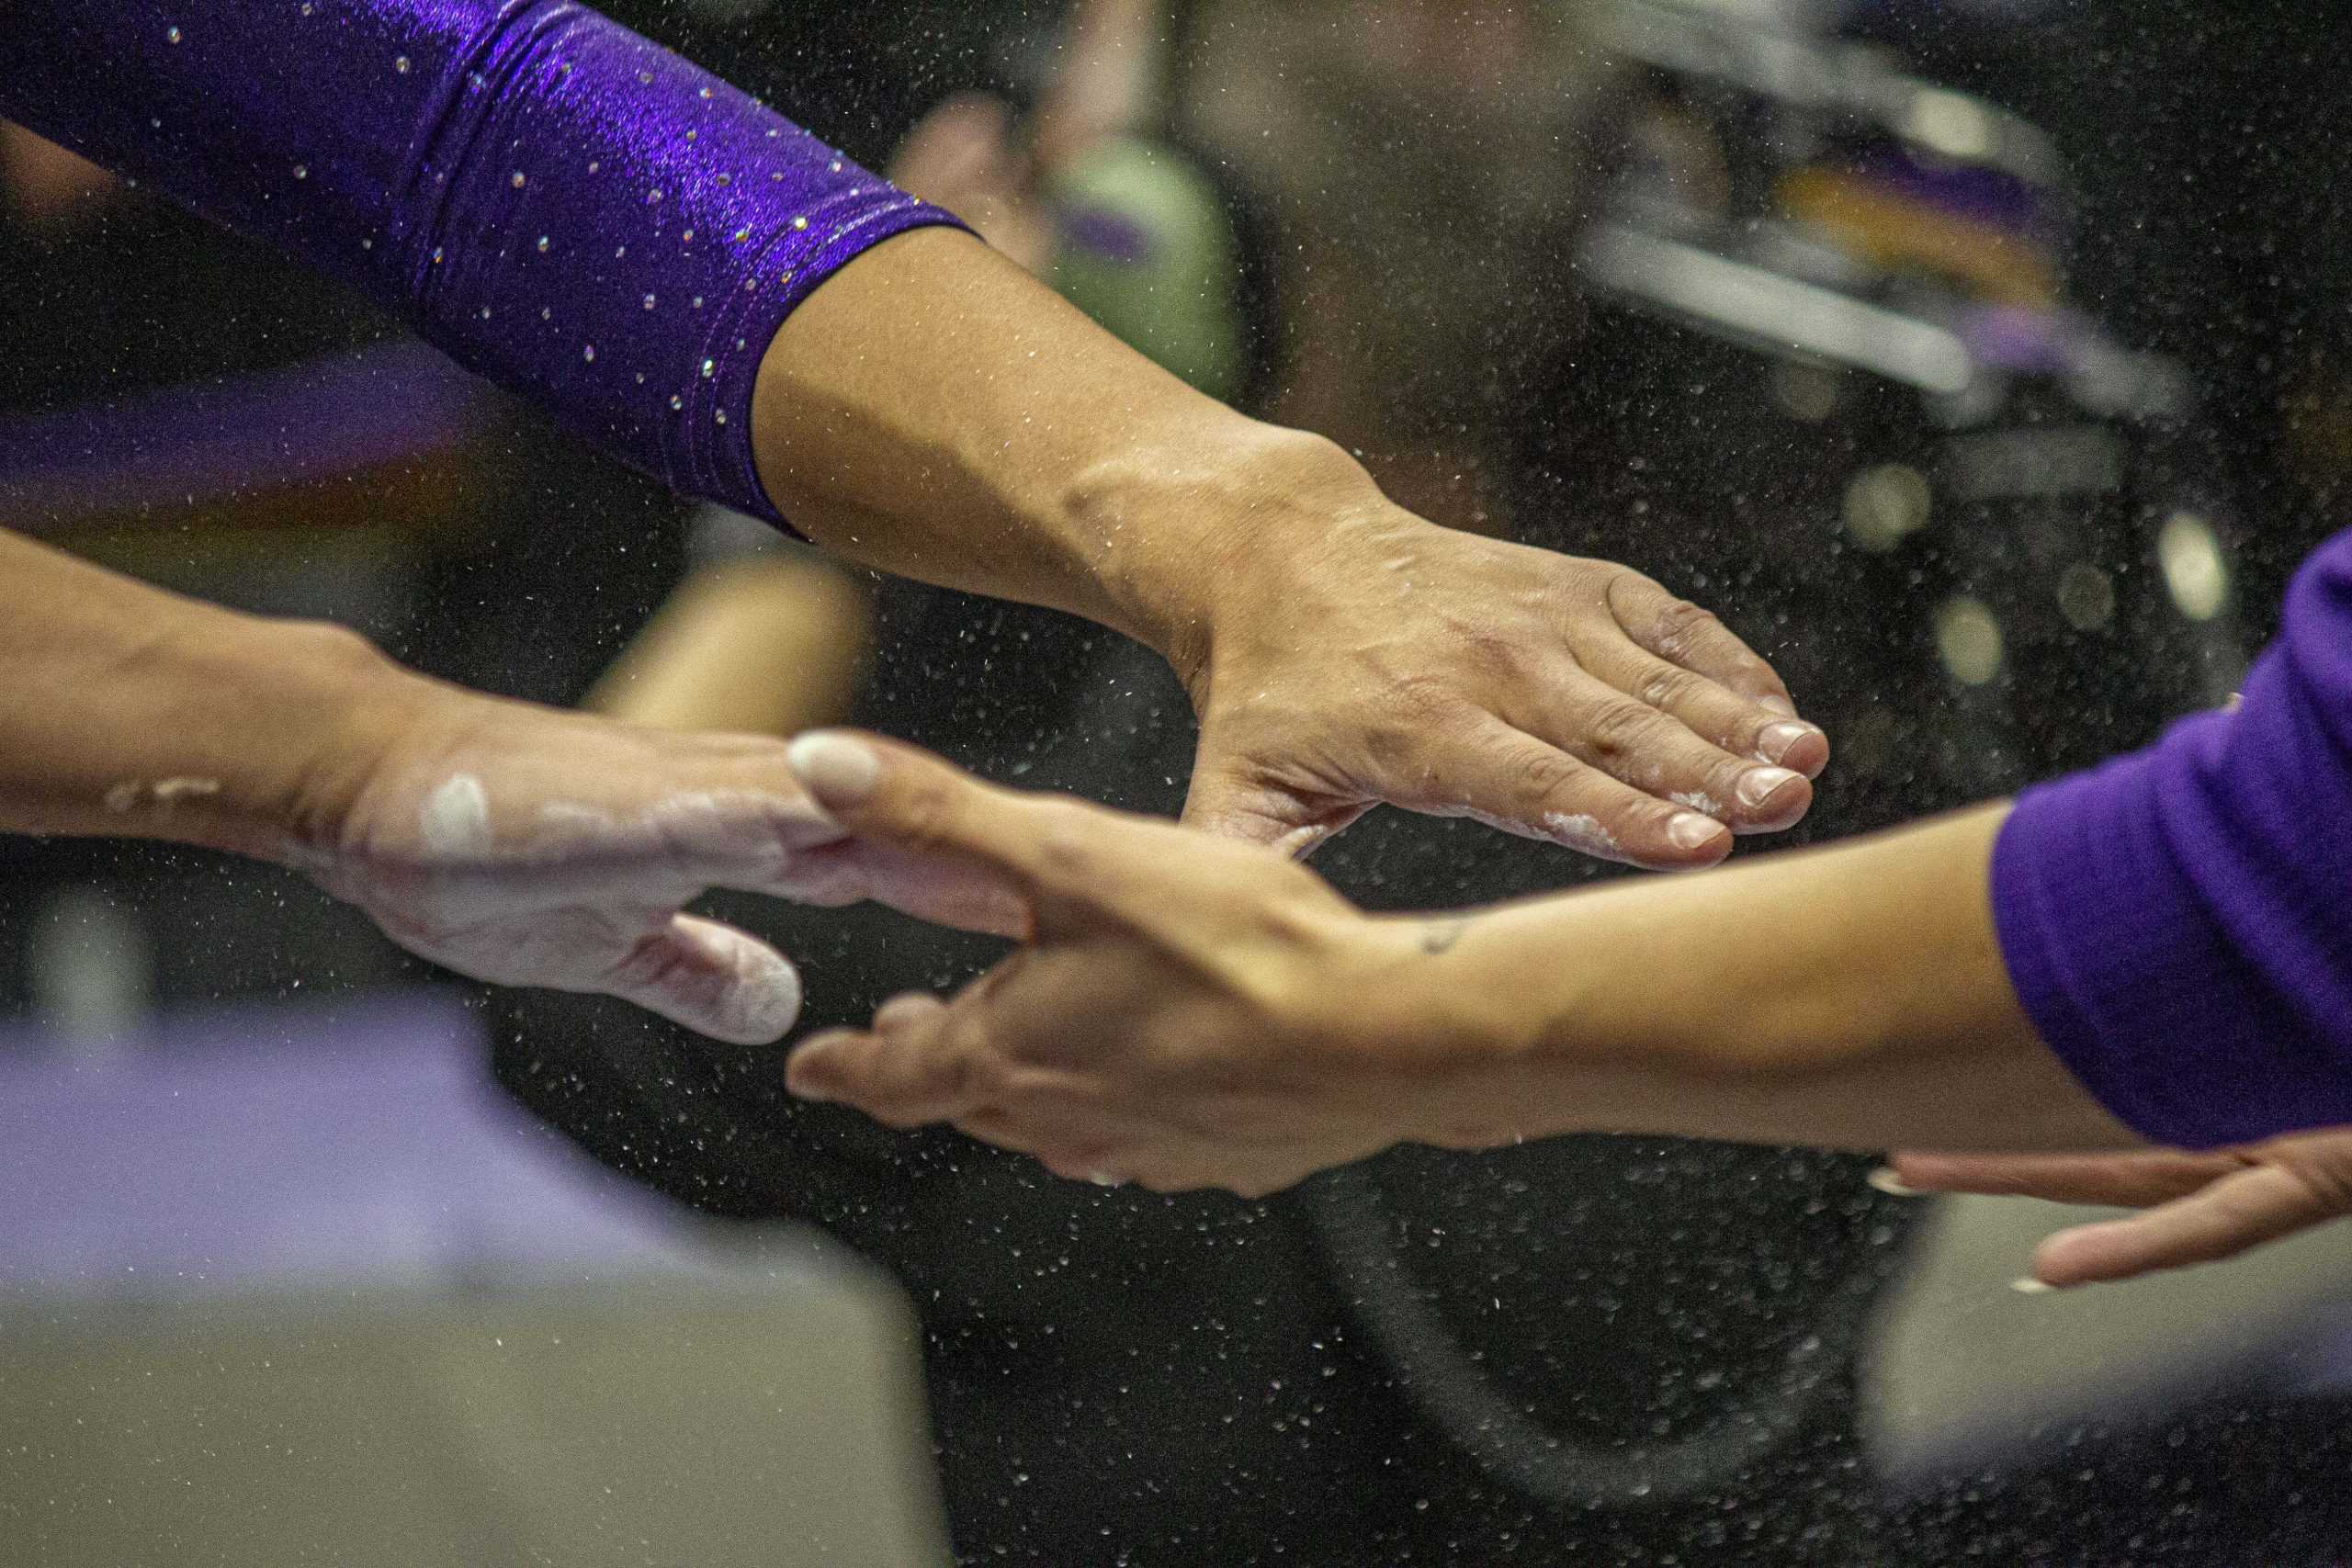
1584, 699, 1667, 762
1386, 671, 1461, 726
1507, 745, 1583, 802
1649, 597, 1723, 656
1600, 565, 1666, 619
1030, 799, 1097, 878
1638, 663, 1704, 711
934, 1037, 1002, 1104
892, 777, 962, 855
2285, 1153, 2352, 1212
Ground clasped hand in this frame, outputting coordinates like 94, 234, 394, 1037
780, 731, 1487, 1197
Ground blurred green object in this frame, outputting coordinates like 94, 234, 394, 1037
1044, 135, 1248, 406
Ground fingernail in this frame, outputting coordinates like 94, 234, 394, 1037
1757, 721, 1819, 767
1867, 1166, 1921, 1198
1758, 694, 1799, 718
2009, 1276, 2057, 1295
1736, 766, 1804, 809
1668, 811, 1725, 851
786, 731, 880, 807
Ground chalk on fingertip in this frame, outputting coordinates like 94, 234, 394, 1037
1867, 1166, 1922, 1197
786, 731, 880, 807
2009, 1276, 2057, 1294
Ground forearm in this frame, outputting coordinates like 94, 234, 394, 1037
586, 555, 871, 737
5, 0, 1359, 660
0, 530, 404, 863
754, 227, 1363, 664
1410, 805, 2145, 1152
2, 0, 961, 529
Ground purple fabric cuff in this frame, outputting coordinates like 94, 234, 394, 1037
0, 0, 971, 533
1990, 529, 2352, 1148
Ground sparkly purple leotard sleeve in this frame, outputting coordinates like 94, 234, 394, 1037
0, 0, 968, 529
1990, 526, 2352, 1148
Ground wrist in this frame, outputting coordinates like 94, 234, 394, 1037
216, 616, 432, 867
1063, 422, 1388, 687
1344, 910, 1555, 1147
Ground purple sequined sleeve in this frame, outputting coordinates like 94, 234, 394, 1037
1990, 526, 2352, 1148
0, 0, 968, 529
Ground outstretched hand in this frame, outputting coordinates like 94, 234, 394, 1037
1167, 494, 1826, 868
778, 730, 1467, 1197
314, 689, 1021, 1043
1890, 1133, 2352, 1288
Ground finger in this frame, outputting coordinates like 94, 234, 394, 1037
598, 783, 1030, 939
786, 1020, 991, 1128
1888, 1149, 2235, 1209
787, 730, 1203, 928
1573, 640, 1829, 782
600, 913, 803, 1044
888, 91, 1017, 199
873, 989, 951, 1032
776, 835, 1035, 939
1524, 671, 1815, 835
1606, 570, 1800, 716
1418, 716, 1736, 870
2031, 1164, 2343, 1287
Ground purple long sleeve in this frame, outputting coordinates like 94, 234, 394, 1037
0, 0, 967, 529
1991, 527, 2352, 1148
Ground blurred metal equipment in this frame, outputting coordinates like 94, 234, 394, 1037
1582, 0, 2246, 732
1299, 0, 2265, 1512
1566, 0, 2346, 1501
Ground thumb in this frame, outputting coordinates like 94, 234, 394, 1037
1180, 755, 1369, 860
786, 729, 1077, 901
602, 912, 803, 1044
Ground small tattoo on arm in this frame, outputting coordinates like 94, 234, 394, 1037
1420, 917, 1473, 956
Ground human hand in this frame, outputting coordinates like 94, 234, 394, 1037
1161, 448, 1826, 867
779, 731, 1480, 1196
888, 93, 1057, 272
887, 0, 1156, 271
1888, 1134, 2352, 1288
302, 679, 1018, 1043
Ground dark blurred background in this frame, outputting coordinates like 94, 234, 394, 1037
5, 3, 2352, 1564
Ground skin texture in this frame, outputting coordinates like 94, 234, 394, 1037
752, 227, 1826, 869
1, 184, 1823, 1032
839, 3, 1810, 869
0, 529, 1012, 1043
780, 731, 2150, 1201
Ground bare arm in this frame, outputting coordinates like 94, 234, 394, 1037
774, 735, 2141, 1198
6, 0, 1831, 869
1407, 804, 2143, 1155
0, 528, 381, 858
0, 531, 1009, 1042
752, 229, 1829, 865
586, 553, 871, 739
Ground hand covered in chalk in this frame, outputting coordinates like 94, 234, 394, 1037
1159, 451, 1826, 867
1889, 1133, 2352, 1288
781, 731, 1487, 1197
310, 683, 1019, 1043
